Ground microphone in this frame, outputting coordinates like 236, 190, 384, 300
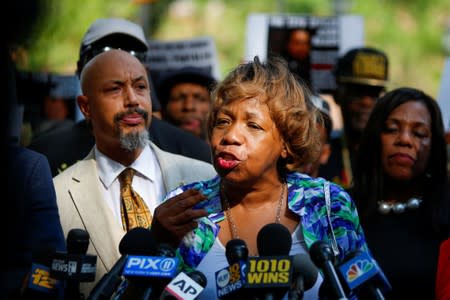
215, 239, 249, 299
50, 228, 96, 300
19, 247, 62, 299
288, 253, 319, 300
87, 227, 157, 300
226, 239, 249, 265
256, 223, 292, 257
67, 228, 90, 254
337, 251, 391, 300
159, 270, 208, 300
309, 240, 348, 300
120, 242, 179, 300
216, 224, 294, 300
247, 223, 294, 300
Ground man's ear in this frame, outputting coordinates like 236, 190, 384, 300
319, 143, 332, 165
77, 95, 90, 120
333, 86, 343, 107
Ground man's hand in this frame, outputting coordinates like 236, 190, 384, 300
151, 189, 208, 247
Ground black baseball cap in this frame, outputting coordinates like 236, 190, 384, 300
335, 47, 388, 87
77, 18, 148, 76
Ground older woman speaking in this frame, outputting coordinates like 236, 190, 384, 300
151, 56, 368, 299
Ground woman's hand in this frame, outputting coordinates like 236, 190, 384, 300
151, 189, 208, 247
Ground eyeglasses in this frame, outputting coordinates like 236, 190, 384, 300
89, 46, 147, 61
77, 45, 147, 75
345, 84, 384, 101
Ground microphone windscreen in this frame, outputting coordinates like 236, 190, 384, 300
309, 240, 335, 268
119, 227, 157, 256
225, 239, 248, 264
156, 243, 176, 257
292, 253, 319, 290
67, 228, 90, 254
187, 270, 208, 288
257, 223, 292, 256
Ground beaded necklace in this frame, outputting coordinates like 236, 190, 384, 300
377, 197, 423, 214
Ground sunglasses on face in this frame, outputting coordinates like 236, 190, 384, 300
78, 45, 147, 74
345, 85, 385, 101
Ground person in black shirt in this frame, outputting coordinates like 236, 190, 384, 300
319, 47, 389, 188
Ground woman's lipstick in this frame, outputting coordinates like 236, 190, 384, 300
216, 155, 239, 169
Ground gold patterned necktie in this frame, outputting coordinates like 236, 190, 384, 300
119, 168, 152, 231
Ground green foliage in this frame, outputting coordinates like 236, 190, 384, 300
351, 0, 450, 96
26, 0, 141, 73
25, 0, 450, 98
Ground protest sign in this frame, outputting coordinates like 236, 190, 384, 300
245, 14, 364, 92
145, 36, 220, 85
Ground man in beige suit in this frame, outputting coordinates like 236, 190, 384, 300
53, 49, 215, 296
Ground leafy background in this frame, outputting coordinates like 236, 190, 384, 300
19, 0, 450, 99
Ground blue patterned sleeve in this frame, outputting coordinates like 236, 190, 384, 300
161, 177, 222, 271
329, 182, 368, 262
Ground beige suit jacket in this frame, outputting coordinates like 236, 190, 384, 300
53, 142, 216, 296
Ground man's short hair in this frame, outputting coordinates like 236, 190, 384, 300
156, 66, 217, 107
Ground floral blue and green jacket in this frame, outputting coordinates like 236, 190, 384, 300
164, 172, 368, 271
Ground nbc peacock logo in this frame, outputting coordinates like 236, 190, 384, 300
346, 259, 374, 282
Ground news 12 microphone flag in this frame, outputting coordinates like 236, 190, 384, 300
27, 262, 62, 293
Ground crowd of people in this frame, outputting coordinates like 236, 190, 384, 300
3, 10, 450, 300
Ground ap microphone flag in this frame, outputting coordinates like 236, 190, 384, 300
162, 271, 206, 300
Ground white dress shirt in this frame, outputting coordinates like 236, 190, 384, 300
95, 145, 165, 225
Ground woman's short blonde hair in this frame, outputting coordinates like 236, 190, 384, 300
207, 56, 321, 172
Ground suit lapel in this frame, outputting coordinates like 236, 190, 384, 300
68, 155, 124, 271
150, 143, 186, 197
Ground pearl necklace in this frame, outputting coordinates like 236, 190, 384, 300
221, 182, 286, 242
377, 197, 423, 215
